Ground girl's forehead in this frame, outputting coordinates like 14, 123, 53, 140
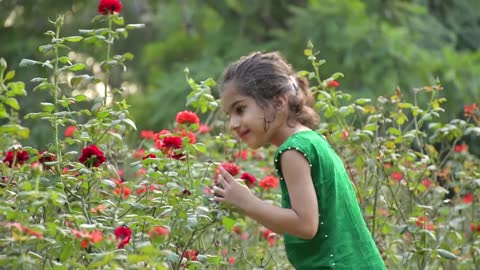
220, 85, 249, 111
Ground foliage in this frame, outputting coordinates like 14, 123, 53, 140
0, 2, 480, 270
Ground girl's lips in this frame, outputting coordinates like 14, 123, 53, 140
239, 130, 250, 140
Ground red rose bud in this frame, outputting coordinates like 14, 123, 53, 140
98, 0, 122, 15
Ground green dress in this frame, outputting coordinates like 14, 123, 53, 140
274, 130, 386, 270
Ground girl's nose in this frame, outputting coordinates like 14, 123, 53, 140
228, 115, 240, 130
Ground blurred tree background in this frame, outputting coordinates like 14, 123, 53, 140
1, 0, 479, 149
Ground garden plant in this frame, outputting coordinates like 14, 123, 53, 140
0, 1, 479, 269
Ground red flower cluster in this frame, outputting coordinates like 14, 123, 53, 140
182, 249, 198, 261
234, 150, 249, 160
262, 229, 276, 246
79, 145, 106, 167
176, 110, 200, 125
155, 135, 185, 160
2, 150, 29, 167
7, 222, 43, 239
71, 229, 103, 248
39, 151, 56, 165
454, 144, 468, 153
415, 216, 436, 231
464, 103, 478, 117
240, 172, 257, 188
149, 226, 170, 240
470, 223, 480, 234
214, 162, 240, 184
114, 179, 131, 199
326, 80, 340, 88
114, 225, 131, 249
259, 175, 279, 190
98, 0, 122, 15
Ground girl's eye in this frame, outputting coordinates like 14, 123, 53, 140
236, 106, 245, 114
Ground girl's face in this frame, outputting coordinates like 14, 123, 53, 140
221, 83, 287, 149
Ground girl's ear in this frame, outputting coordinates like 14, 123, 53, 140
274, 94, 289, 111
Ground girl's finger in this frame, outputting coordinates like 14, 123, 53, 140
218, 174, 229, 187
213, 186, 225, 197
218, 166, 233, 183
213, 195, 225, 203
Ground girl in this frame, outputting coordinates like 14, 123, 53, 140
213, 52, 386, 269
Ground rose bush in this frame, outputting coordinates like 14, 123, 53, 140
0, 2, 479, 270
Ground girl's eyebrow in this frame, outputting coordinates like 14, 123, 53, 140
227, 99, 244, 113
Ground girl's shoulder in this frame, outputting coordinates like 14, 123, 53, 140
276, 130, 326, 151
274, 130, 328, 161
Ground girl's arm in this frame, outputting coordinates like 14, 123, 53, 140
214, 150, 319, 239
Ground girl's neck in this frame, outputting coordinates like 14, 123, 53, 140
270, 124, 310, 147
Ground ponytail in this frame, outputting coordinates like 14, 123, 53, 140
287, 76, 320, 129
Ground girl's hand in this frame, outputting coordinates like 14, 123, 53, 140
213, 166, 252, 208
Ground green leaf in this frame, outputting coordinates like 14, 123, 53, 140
59, 242, 74, 261
331, 72, 344, 80
39, 44, 54, 53
64, 36, 83, 42
19, 59, 38, 67
112, 16, 125, 26
6, 82, 26, 97
74, 95, 88, 102
40, 102, 55, 112
355, 98, 371, 105
58, 56, 71, 64
126, 24, 145, 29
222, 216, 236, 231
122, 118, 137, 130
4, 70, 15, 81
68, 64, 86, 71
304, 49, 312, 56
4, 97, 20, 110
437, 249, 458, 260
388, 127, 402, 136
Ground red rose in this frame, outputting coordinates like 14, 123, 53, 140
159, 136, 185, 160
98, 0, 122, 15
140, 130, 155, 140
464, 103, 478, 117
64, 125, 77, 137
198, 124, 210, 134
454, 144, 468, 153
149, 226, 170, 240
142, 153, 156, 160
162, 136, 183, 149
259, 175, 279, 190
262, 229, 276, 246
79, 145, 106, 167
179, 129, 197, 144
240, 172, 257, 188
463, 193, 474, 204
421, 178, 431, 189
326, 80, 340, 88
214, 162, 240, 184
391, 172, 403, 182
114, 226, 131, 249
2, 150, 29, 167
176, 110, 200, 125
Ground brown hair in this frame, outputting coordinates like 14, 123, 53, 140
221, 51, 319, 129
